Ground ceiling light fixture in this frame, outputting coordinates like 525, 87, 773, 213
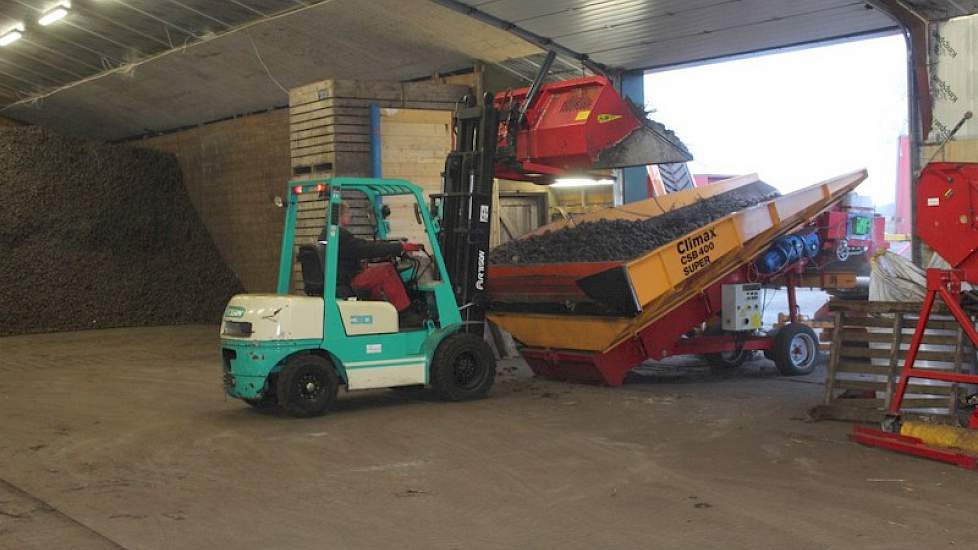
0, 27, 22, 47
39, 2, 71, 26
551, 178, 615, 188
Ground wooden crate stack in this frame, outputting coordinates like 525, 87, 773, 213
285, 79, 469, 294
288, 79, 469, 177
811, 300, 975, 423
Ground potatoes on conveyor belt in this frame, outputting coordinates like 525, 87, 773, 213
490, 181, 780, 264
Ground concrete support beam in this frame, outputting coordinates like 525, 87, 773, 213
620, 71, 648, 204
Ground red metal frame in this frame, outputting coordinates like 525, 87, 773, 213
888, 269, 978, 415
853, 164, 978, 468
520, 261, 806, 385
808, 204, 888, 278
850, 426, 978, 470
487, 261, 620, 304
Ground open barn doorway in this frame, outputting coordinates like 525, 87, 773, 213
628, 32, 912, 381
644, 33, 910, 227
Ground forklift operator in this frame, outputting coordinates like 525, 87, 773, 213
319, 203, 423, 310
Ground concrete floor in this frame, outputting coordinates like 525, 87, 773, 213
2, 325, 977, 549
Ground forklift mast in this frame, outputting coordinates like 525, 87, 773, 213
437, 53, 555, 332
438, 94, 500, 331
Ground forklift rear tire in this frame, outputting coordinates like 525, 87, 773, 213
432, 333, 496, 401
772, 323, 818, 376
276, 355, 339, 417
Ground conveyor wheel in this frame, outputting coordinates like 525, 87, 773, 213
772, 323, 818, 376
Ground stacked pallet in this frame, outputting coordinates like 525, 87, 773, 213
288, 79, 469, 177
811, 300, 975, 423
286, 79, 468, 294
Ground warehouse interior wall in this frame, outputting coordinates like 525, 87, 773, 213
138, 110, 292, 292
134, 80, 464, 295
380, 108, 453, 246
129, 69, 611, 287
490, 181, 613, 247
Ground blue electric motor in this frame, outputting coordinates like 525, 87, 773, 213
756, 232, 820, 274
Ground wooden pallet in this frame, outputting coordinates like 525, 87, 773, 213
810, 300, 974, 423
288, 79, 469, 177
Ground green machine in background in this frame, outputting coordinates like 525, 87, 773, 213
220, 178, 495, 417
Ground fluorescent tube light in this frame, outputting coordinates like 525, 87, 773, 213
39, 6, 69, 26
0, 30, 22, 46
551, 178, 615, 188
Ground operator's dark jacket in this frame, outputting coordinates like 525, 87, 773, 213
319, 226, 403, 287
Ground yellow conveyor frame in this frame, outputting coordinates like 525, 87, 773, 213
488, 170, 868, 354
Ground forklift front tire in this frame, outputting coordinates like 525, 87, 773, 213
276, 355, 339, 417
432, 333, 496, 401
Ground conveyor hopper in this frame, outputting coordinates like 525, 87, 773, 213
486, 170, 868, 384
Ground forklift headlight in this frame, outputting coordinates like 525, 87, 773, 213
222, 321, 253, 337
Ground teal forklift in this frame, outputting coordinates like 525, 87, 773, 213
220, 178, 496, 416
219, 53, 692, 416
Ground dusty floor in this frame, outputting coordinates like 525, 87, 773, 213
2, 325, 977, 549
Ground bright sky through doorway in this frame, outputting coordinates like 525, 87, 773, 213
645, 33, 908, 207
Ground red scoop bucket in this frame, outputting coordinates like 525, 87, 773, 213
492, 75, 691, 182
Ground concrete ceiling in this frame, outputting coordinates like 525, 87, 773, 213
904, 0, 978, 19
444, 1, 978, 71
0, 0, 539, 140
444, 0, 898, 71
2, 0, 976, 140
0, 0, 308, 105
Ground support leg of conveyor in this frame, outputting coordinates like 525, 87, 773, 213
786, 270, 799, 324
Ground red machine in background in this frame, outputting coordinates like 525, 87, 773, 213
853, 162, 978, 468
813, 194, 888, 275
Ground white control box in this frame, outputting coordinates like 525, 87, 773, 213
722, 283, 762, 331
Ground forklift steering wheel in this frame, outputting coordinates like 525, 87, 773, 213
395, 253, 420, 281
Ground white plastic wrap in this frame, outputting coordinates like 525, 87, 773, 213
869, 251, 927, 303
